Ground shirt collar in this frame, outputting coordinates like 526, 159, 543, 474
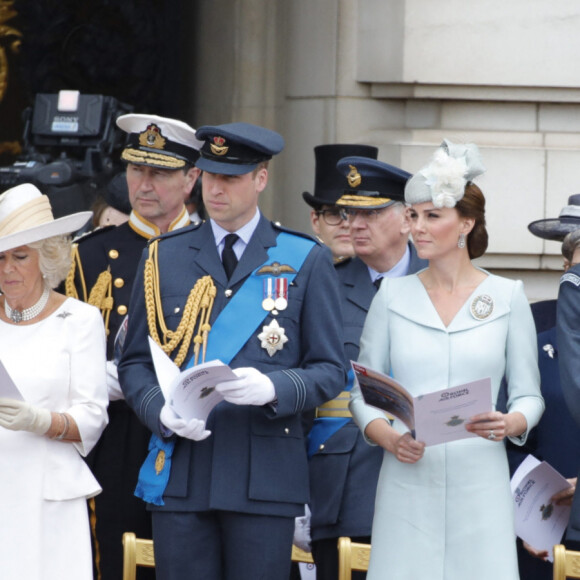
128, 207, 190, 239
210, 208, 261, 247
367, 244, 411, 281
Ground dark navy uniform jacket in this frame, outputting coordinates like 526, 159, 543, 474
309, 243, 426, 541
556, 267, 580, 549
118, 216, 347, 516
69, 221, 148, 358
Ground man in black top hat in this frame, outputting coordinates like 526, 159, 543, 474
307, 156, 427, 580
302, 144, 378, 263
65, 113, 202, 580
118, 122, 346, 580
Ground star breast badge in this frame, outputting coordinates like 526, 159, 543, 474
258, 319, 288, 357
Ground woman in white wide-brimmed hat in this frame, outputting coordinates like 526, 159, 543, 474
0, 183, 108, 580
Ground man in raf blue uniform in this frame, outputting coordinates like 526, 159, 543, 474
118, 122, 347, 580
65, 113, 202, 580
307, 157, 426, 579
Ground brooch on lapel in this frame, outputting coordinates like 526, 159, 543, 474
470, 295, 493, 320
542, 344, 556, 359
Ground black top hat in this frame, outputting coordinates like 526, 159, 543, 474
302, 144, 379, 209
195, 122, 285, 176
335, 157, 411, 210
528, 194, 580, 241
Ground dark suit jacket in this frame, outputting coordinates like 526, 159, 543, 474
118, 216, 347, 517
556, 268, 580, 549
309, 242, 427, 540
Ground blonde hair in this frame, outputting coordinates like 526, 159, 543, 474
29, 235, 73, 288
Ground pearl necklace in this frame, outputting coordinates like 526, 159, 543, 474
4, 286, 50, 323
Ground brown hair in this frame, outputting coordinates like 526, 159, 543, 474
455, 182, 488, 259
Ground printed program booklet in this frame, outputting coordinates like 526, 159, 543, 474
351, 361, 492, 446
510, 454, 572, 562
148, 337, 238, 421
0, 360, 23, 400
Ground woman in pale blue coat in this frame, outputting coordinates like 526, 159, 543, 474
349, 140, 544, 580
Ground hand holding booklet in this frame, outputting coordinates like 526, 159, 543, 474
510, 454, 572, 562
148, 337, 238, 422
351, 361, 492, 446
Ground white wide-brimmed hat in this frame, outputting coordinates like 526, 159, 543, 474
0, 183, 92, 253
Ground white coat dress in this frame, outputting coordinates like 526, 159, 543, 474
0, 298, 108, 580
350, 272, 544, 580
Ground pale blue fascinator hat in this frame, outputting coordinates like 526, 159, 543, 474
404, 139, 486, 208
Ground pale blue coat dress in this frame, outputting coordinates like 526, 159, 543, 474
349, 272, 544, 580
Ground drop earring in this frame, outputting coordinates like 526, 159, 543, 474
458, 233, 466, 249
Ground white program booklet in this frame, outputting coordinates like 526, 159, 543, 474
0, 360, 23, 400
510, 454, 572, 562
148, 337, 238, 422
351, 361, 492, 446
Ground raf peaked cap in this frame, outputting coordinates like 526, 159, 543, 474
336, 157, 411, 210
528, 194, 580, 241
195, 122, 285, 175
302, 144, 379, 209
117, 113, 203, 170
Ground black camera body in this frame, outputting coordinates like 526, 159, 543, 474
0, 92, 132, 218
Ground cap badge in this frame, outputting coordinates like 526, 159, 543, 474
470, 294, 494, 320
139, 124, 166, 150
347, 165, 362, 188
210, 136, 229, 156
258, 318, 288, 357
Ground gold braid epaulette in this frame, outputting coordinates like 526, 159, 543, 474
144, 239, 216, 367
65, 245, 114, 335
65, 244, 83, 301
88, 270, 114, 335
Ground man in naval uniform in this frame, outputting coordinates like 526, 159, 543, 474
307, 157, 427, 579
118, 122, 347, 580
65, 113, 202, 580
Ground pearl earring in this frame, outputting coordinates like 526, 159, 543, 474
458, 233, 466, 249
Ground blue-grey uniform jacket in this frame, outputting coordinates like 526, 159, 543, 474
118, 216, 347, 517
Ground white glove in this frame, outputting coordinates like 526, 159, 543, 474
159, 404, 211, 441
106, 360, 125, 401
0, 398, 52, 434
215, 367, 276, 406
293, 504, 312, 552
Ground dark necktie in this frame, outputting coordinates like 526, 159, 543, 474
222, 233, 239, 279
374, 276, 383, 291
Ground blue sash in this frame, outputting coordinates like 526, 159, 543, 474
135, 232, 315, 505
307, 368, 354, 457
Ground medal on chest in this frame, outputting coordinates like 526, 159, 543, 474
259, 275, 290, 355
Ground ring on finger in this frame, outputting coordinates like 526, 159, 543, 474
488, 429, 496, 440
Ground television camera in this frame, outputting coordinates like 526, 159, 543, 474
0, 91, 132, 218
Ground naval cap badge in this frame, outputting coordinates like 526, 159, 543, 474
139, 124, 167, 150
470, 294, 494, 320
258, 318, 288, 357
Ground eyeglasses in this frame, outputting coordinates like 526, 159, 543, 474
315, 208, 347, 226
340, 208, 385, 222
